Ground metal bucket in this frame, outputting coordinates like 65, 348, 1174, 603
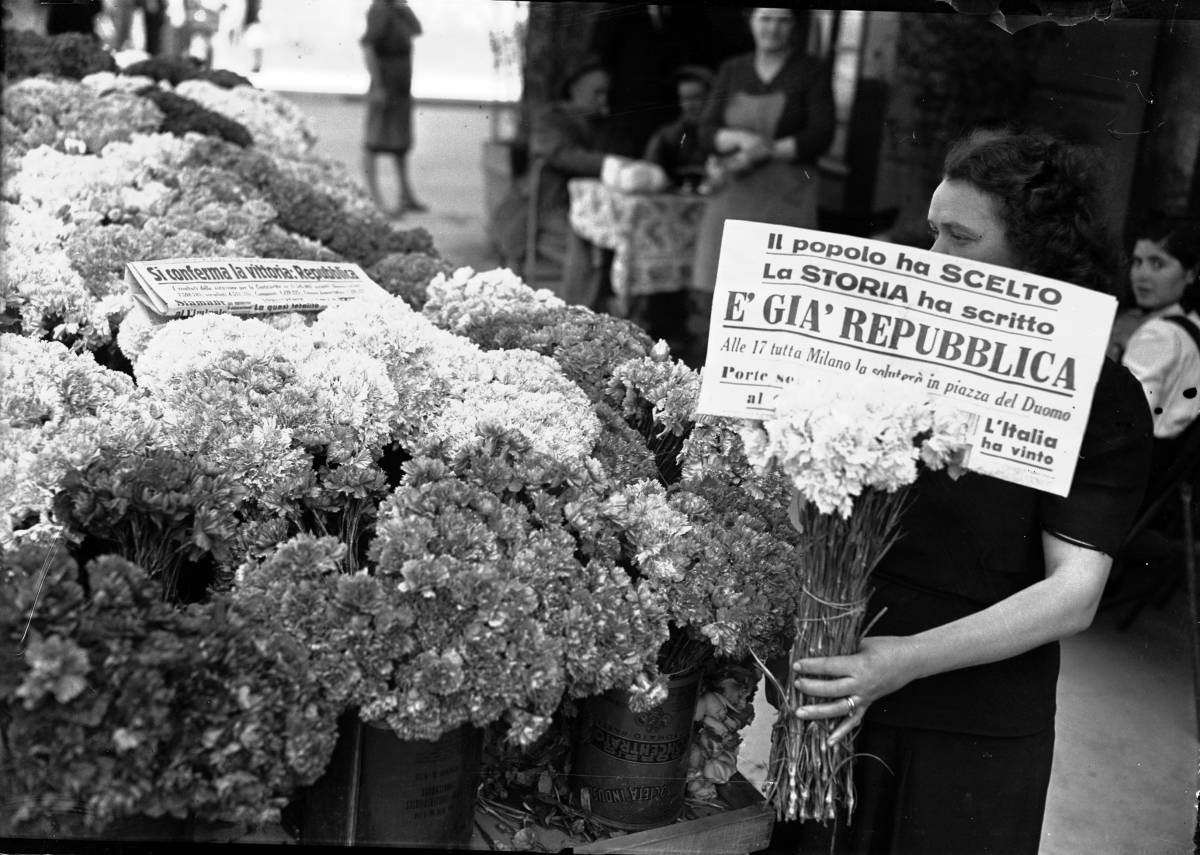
297, 712, 482, 847
572, 668, 703, 830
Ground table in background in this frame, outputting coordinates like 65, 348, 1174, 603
568, 179, 708, 349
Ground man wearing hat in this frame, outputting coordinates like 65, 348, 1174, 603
526, 57, 633, 308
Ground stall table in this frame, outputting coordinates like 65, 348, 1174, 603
471, 773, 773, 854
568, 178, 708, 350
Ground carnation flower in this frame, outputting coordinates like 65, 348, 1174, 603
15, 634, 91, 708
423, 266, 565, 333
1, 549, 342, 834
175, 80, 317, 158
2, 77, 163, 157
0, 334, 155, 547
738, 374, 972, 517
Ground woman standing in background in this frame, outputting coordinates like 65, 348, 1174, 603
361, 0, 426, 217
686, 7, 834, 366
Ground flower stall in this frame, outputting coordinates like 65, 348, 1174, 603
0, 30, 812, 850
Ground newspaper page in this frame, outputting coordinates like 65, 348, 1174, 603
124, 258, 385, 317
696, 220, 1119, 497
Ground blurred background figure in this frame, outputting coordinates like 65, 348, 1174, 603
361, 0, 426, 217
183, 0, 224, 68
243, 0, 263, 72
45, 0, 103, 38
525, 58, 622, 305
217, 0, 246, 59
642, 65, 713, 191
1105, 217, 1200, 624
105, 0, 167, 56
1120, 217, 1200, 452
686, 6, 834, 366
586, 3, 750, 160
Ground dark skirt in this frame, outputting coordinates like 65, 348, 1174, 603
364, 54, 414, 153
779, 721, 1055, 855
364, 95, 414, 154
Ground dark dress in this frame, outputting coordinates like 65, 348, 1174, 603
588, 3, 752, 157
692, 50, 835, 295
684, 50, 833, 366
361, 0, 421, 154
805, 357, 1152, 854
45, 0, 102, 36
642, 118, 707, 187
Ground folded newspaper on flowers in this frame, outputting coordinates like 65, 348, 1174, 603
124, 257, 387, 319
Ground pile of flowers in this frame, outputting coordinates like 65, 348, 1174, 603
738, 373, 972, 822
1, 37, 436, 361
0, 543, 343, 836
685, 663, 759, 803
0, 31, 816, 840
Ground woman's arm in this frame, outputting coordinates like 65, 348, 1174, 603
773, 59, 835, 163
793, 532, 1111, 744
361, 4, 385, 86
698, 58, 768, 157
530, 106, 608, 177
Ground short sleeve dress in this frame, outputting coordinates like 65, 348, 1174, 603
361, 0, 422, 154
828, 357, 1153, 854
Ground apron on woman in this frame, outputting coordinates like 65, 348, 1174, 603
684, 90, 820, 366
691, 90, 820, 294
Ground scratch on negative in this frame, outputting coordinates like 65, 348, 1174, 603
17, 533, 62, 654
1105, 120, 1166, 139
1081, 73, 1154, 105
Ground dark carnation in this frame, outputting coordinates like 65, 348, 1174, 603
0, 550, 340, 835
366, 251, 454, 309
2, 30, 116, 81
140, 88, 254, 148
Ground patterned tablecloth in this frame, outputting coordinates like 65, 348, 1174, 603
568, 178, 709, 298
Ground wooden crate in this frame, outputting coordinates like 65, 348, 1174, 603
472, 774, 773, 855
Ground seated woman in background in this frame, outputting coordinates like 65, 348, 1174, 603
642, 65, 714, 190
1106, 218, 1200, 611
1120, 217, 1200, 461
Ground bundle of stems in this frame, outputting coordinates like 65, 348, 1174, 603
757, 486, 910, 823
657, 626, 714, 677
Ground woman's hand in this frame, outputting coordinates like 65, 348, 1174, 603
791, 635, 920, 745
738, 135, 772, 165
714, 128, 762, 154
791, 533, 1115, 746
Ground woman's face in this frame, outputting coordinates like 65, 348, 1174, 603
749, 8, 795, 52
927, 179, 1019, 269
1130, 238, 1194, 311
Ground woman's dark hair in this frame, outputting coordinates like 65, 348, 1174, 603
1134, 215, 1200, 275
942, 127, 1120, 294
1132, 214, 1200, 312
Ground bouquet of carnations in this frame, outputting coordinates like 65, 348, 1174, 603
736, 373, 972, 823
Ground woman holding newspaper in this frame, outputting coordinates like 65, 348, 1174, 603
786, 128, 1153, 854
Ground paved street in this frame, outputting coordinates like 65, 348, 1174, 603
285, 92, 503, 273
